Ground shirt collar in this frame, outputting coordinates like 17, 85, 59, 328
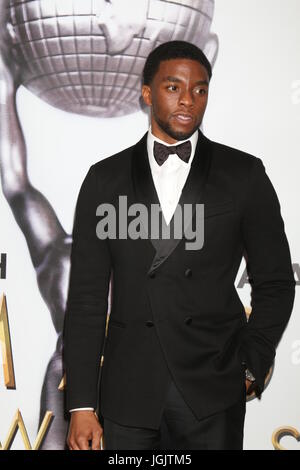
147, 125, 198, 173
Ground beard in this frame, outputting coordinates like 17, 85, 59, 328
152, 111, 201, 141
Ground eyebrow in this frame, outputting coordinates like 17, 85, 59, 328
162, 76, 209, 86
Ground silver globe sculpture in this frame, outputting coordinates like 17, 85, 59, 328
6, 0, 218, 117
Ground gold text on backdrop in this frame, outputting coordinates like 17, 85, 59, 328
0, 293, 15, 388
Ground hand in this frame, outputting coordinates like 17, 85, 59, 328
0, 0, 10, 38
245, 378, 256, 395
0, 0, 22, 94
67, 410, 103, 450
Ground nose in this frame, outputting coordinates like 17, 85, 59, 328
179, 88, 194, 107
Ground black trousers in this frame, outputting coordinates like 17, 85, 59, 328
102, 377, 246, 450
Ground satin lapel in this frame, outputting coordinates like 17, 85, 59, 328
131, 131, 161, 252
131, 129, 213, 274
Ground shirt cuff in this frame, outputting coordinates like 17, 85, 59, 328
245, 368, 256, 382
69, 407, 94, 412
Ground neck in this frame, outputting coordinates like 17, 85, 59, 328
150, 120, 179, 144
150, 126, 195, 147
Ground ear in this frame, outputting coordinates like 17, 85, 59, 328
141, 85, 152, 107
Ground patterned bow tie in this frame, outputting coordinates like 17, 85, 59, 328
153, 140, 192, 166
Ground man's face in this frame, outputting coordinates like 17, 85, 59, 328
142, 58, 210, 143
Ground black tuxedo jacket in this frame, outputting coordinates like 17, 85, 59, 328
63, 130, 295, 428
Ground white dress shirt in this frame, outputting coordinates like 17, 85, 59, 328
147, 126, 198, 225
69, 128, 198, 413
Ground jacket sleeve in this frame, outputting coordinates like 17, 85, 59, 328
63, 164, 112, 411
239, 157, 295, 396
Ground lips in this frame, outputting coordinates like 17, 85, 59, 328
172, 113, 194, 124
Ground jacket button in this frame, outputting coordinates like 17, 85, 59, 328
146, 320, 154, 327
185, 268, 192, 278
148, 271, 155, 278
184, 316, 193, 325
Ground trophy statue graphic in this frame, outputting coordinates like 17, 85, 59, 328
3, 0, 218, 117
0, 0, 218, 449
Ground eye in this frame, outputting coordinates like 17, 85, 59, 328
195, 88, 207, 95
167, 84, 178, 91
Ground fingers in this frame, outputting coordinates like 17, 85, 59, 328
68, 442, 81, 451
91, 429, 102, 450
69, 438, 101, 451
68, 436, 90, 450
77, 437, 91, 450
67, 411, 104, 451
67, 427, 103, 450
0, 1, 11, 44
0, 1, 9, 25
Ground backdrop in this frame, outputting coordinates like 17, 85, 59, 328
0, 0, 299, 450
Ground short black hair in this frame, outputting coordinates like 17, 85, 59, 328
142, 40, 212, 86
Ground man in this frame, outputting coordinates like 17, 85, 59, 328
63, 41, 295, 450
